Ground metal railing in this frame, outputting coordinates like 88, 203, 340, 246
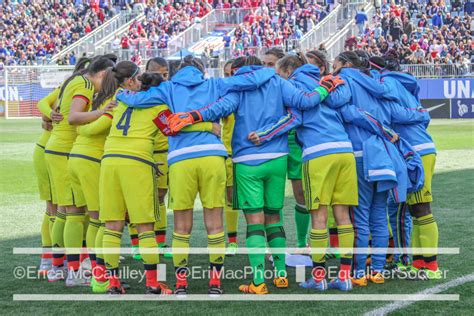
400, 63, 473, 78
298, 1, 367, 53
325, 2, 374, 60
51, 11, 139, 63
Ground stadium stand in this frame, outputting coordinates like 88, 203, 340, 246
0, 0, 114, 66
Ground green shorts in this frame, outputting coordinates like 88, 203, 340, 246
233, 155, 287, 213
288, 130, 302, 180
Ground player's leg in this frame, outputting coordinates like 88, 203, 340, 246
168, 158, 199, 295
154, 152, 170, 256
368, 190, 389, 284
198, 156, 226, 294
225, 157, 239, 256
351, 158, 373, 286
39, 201, 55, 276
128, 223, 141, 260
234, 162, 268, 294
387, 198, 412, 273
408, 154, 440, 280
263, 156, 288, 288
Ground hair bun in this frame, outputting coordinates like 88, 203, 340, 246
111, 66, 117, 72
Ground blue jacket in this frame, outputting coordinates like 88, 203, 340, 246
116, 66, 275, 165
379, 72, 436, 156
198, 65, 327, 166
254, 64, 353, 162
324, 68, 429, 155
362, 135, 424, 203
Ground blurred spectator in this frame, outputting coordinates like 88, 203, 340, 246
355, 8, 368, 35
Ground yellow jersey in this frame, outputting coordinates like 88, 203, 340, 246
222, 114, 235, 156
153, 129, 168, 153
70, 96, 115, 160
36, 87, 60, 148
46, 75, 94, 153
103, 102, 166, 164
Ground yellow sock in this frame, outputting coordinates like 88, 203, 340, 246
41, 212, 52, 247
48, 214, 55, 237
64, 212, 86, 270
172, 232, 190, 270
95, 223, 105, 262
139, 231, 159, 265
208, 231, 225, 267
417, 214, 439, 268
225, 204, 238, 243
310, 228, 328, 281
86, 218, 100, 257
51, 211, 66, 248
154, 202, 167, 245
103, 229, 122, 277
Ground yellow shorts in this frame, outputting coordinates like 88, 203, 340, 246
153, 152, 168, 190
168, 156, 226, 210
33, 144, 54, 202
68, 155, 101, 211
302, 153, 358, 210
44, 151, 74, 206
407, 153, 435, 205
225, 157, 233, 187
99, 157, 159, 224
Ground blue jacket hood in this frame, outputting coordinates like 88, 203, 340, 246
290, 64, 320, 90
381, 72, 420, 99
339, 67, 386, 98
171, 66, 206, 87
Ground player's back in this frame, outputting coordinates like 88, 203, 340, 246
104, 102, 163, 163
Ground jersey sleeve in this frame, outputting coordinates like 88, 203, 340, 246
181, 122, 214, 133
281, 78, 326, 110
216, 68, 275, 96
72, 79, 94, 106
77, 112, 114, 136
37, 88, 60, 118
116, 83, 171, 108
254, 108, 302, 144
388, 102, 430, 125
199, 92, 240, 122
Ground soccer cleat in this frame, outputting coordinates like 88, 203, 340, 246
91, 278, 110, 294
239, 282, 268, 294
146, 286, 173, 295
108, 286, 126, 294
273, 277, 289, 288
65, 270, 91, 287
80, 257, 92, 271
225, 242, 238, 257
132, 246, 142, 261
328, 278, 353, 291
351, 276, 368, 287
39, 258, 52, 276
299, 278, 328, 291
174, 285, 188, 296
208, 285, 224, 296
368, 272, 385, 284
47, 265, 67, 282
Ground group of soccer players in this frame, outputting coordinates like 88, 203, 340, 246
33, 46, 440, 296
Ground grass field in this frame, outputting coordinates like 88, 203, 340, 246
1, 118, 473, 315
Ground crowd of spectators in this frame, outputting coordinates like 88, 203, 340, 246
347, 0, 473, 69
0, 0, 116, 66
228, 1, 330, 57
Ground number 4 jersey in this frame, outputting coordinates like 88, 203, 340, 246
103, 102, 168, 164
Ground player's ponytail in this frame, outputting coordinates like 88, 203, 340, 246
355, 50, 371, 75
93, 61, 139, 110
139, 72, 165, 91
334, 51, 360, 75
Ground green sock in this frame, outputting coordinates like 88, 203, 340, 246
265, 223, 287, 278
246, 224, 266, 285
294, 204, 310, 248
41, 212, 52, 248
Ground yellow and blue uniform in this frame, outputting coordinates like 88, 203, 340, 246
34, 88, 60, 203
68, 97, 114, 211
45, 75, 95, 206
153, 131, 169, 190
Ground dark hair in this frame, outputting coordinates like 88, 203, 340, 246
224, 59, 234, 69
277, 52, 308, 75
94, 61, 139, 110
369, 56, 386, 71
179, 55, 205, 74
335, 51, 360, 69
73, 57, 92, 74
230, 56, 262, 75
146, 57, 168, 71
384, 49, 401, 71
139, 72, 165, 91
264, 47, 285, 59
306, 50, 330, 75
58, 56, 115, 105
355, 50, 371, 70
102, 53, 118, 63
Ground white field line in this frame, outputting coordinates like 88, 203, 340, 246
12, 294, 459, 302
364, 273, 474, 316
12, 247, 460, 255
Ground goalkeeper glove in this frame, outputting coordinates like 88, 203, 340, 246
319, 75, 345, 93
168, 110, 203, 133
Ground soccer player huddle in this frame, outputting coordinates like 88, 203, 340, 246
33, 47, 440, 296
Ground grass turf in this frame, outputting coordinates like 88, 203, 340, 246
0, 118, 473, 315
